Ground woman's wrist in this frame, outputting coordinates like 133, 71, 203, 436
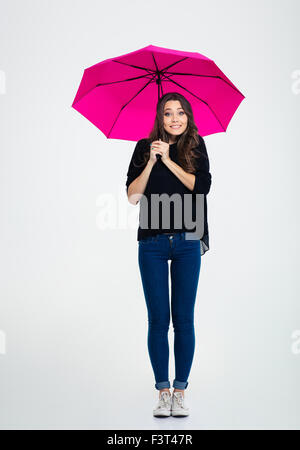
147, 159, 155, 169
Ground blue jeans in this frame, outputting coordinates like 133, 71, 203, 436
138, 232, 201, 391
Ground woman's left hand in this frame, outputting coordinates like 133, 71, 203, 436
151, 139, 170, 162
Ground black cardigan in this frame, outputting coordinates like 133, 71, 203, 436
125, 135, 212, 256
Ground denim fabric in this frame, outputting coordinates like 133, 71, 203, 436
138, 232, 201, 390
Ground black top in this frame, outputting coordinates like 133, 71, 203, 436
125, 135, 212, 256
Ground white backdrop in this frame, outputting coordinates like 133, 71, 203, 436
0, 0, 299, 430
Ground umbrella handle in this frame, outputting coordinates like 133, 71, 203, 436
156, 138, 162, 160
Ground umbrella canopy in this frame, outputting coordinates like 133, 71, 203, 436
72, 44, 245, 141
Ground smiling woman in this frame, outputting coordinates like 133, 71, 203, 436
125, 92, 212, 252
125, 92, 213, 417
163, 101, 188, 143
126, 133, 211, 251
132, 92, 205, 174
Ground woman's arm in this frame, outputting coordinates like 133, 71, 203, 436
162, 159, 196, 192
162, 137, 212, 195
127, 160, 155, 205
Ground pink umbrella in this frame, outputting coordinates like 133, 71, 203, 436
71, 44, 245, 141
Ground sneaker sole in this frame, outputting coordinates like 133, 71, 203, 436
153, 410, 171, 417
171, 410, 189, 416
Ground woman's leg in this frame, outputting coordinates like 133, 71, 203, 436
170, 238, 201, 391
138, 238, 171, 391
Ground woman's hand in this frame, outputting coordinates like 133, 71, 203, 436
148, 141, 162, 164
150, 139, 170, 163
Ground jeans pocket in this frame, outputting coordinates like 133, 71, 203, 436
139, 237, 154, 245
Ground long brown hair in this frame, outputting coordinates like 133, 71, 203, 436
135, 92, 206, 173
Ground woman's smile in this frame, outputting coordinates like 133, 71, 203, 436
163, 100, 188, 139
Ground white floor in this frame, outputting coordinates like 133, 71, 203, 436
0, 329, 299, 430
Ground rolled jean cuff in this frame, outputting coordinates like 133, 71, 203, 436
155, 381, 171, 390
173, 379, 189, 389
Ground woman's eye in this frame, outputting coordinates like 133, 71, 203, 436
164, 111, 185, 116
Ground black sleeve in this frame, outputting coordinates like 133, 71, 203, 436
191, 136, 212, 195
125, 139, 148, 193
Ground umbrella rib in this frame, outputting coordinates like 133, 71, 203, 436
163, 71, 244, 96
163, 73, 226, 131
73, 74, 156, 106
96, 74, 154, 87
107, 74, 156, 138
151, 52, 165, 101
111, 60, 156, 75
112, 56, 188, 75
160, 57, 189, 72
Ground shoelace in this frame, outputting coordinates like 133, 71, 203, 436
173, 392, 184, 407
158, 392, 171, 409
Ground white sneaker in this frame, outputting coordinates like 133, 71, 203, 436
171, 391, 189, 416
153, 391, 172, 417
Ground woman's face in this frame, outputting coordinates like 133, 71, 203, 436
163, 100, 188, 142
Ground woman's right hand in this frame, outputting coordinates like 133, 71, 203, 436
149, 141, 163, 164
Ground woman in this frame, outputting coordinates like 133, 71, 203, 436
125, 92, 212, 417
